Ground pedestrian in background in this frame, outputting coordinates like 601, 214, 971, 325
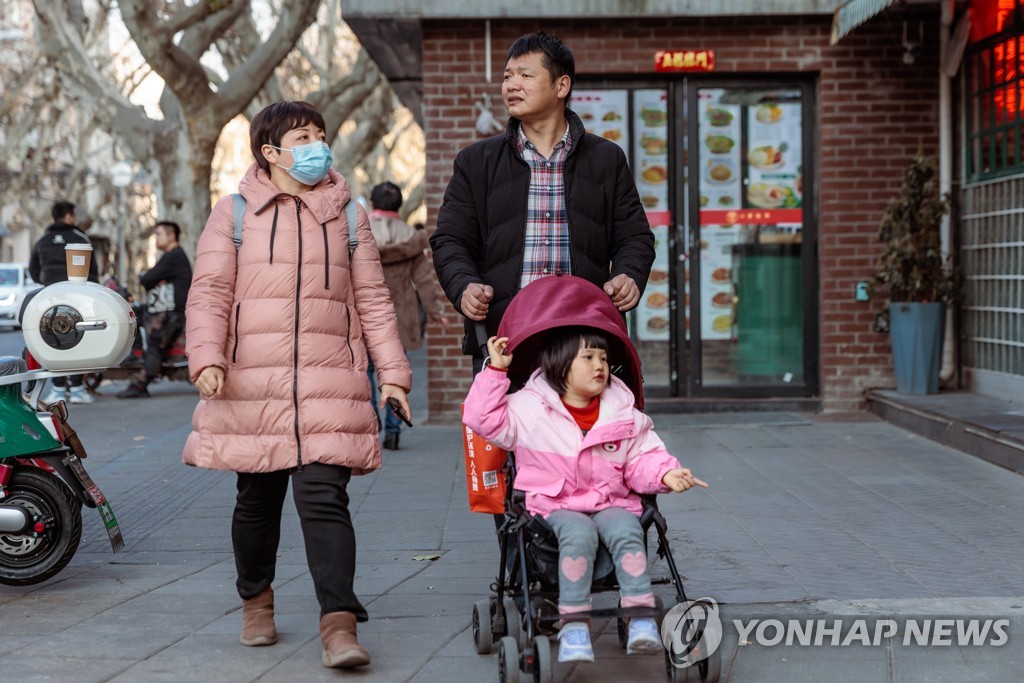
183, 101, 411, 669
30, 200, 98, 404
118, 220, 192, 398
367, 181, 446, 450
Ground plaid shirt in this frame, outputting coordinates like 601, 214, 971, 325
516, 123, 573, 289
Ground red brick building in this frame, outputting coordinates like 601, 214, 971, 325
347, 2, 955, 421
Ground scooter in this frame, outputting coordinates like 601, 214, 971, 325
0, 359, 124, 585
0, 273, 135, 585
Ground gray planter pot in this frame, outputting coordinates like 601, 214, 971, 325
889, 302, 946, 394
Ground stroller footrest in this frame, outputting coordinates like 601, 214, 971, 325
535, 605, 664, 622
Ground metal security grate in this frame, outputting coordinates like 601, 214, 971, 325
961, 176, 1024, 376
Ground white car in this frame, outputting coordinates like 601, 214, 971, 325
0, 263, 37, 329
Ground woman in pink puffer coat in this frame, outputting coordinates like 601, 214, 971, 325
184, 101, 411, 670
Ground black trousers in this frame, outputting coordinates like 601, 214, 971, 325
141, 310, 185, 384
232, 462, 367, 621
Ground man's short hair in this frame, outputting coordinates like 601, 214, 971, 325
370, 182, 403, 212
51, 201, 76, 222
249, 101, 327, 172
155, 221, 181, 242
506, 32, 575, 96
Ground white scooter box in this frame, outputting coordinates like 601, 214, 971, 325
22, 281, 137, 371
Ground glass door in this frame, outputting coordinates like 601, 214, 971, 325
684, 83, 818, 397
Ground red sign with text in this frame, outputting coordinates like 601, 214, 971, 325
655, 50, 716, 72
699, 209, 804, 226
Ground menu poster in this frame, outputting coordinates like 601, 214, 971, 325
698, 226, 738, 340
698, 89, 742, 213
632, 89, 669, 213
745, 99, 802, 210
572, 90, 630, 156
696, 88, 741, 341
636, 224, 670, 341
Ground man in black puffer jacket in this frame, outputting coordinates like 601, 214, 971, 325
29, 200, 99, 404
29, 200, 98, 286
431, 31, 654, 363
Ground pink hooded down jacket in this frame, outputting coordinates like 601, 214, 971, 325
183, 165, 411, 474
463, 366, 681, 517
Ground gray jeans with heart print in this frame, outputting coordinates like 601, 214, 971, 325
546, 507, 656, 617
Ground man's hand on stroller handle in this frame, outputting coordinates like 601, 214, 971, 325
486, 336, 513, 370
604, 274, 640, 311
460, 283, 493, 321
662, 467, 709, 492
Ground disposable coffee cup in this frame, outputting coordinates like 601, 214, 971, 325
65, 243, 93, 282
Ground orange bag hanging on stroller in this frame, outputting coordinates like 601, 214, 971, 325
461, 405, 507, 513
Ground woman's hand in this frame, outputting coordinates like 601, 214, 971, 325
662, 467, 709, 492
486, 336, 512, 370
196, 366, 225, 398
380, 384, 411, 423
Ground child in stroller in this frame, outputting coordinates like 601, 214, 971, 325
464, 303, 707, 671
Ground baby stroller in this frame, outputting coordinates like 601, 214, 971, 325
468, 275, 721, 682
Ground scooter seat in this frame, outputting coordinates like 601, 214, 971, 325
0, 356, 28, 376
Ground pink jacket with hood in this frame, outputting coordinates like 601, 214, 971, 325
463, 366, 681, 517
183, 164, 411, 474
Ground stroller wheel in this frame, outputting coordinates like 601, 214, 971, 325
531, 598, 560, 636
617, 615, 628, 649
498, 636, 520, 683
689, 645, 722, 683
531, 635, 552, 683
502, 596, 522, 646
473, 599, 494, 654
665, 632, 722, 683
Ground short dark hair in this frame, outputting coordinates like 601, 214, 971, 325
249, 101, 327, 172
155, 221, 181, 241
540, 327, 610, 397
506, 32, 575, 96
52, 201, 76, 222
370, 181, 403, 212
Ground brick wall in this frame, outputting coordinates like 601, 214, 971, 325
422, 16, 941, 421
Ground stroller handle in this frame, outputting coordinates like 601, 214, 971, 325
474, 322, 489, 358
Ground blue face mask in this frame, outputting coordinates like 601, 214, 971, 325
271, 141, 333, 186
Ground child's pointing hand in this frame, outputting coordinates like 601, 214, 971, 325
662, 467, 709, 492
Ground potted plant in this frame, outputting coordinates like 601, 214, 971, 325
874, 155, 958, 394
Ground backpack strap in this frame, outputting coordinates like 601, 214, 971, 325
231, 193, 246, 250
345, 198, 359, 257
231, 193, 357, 256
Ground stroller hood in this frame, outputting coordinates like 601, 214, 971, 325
496, 275, 644, 409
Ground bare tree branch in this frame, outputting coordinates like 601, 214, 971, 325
216, 0, 321, 117
118, 0, 218, 110
31, 1, 158, 139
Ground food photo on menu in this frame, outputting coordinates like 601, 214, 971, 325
745, 100, 802, 210
573, 90, 629, 154
632, 89, 669, 213
636, 224, 670, 341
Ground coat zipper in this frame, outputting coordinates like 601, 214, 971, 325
269, 204, 279, 264
342, 304, 354, 364
231, 302, 240, 363
292, 197, 304, 471
321, 223, 330, 289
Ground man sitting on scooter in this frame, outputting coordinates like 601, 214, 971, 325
118, 221, 192, 398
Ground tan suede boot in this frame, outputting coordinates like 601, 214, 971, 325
320, 612, 371, 668
240, 587, 277, 646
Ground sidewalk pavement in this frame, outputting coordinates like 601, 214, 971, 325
1, 347, 1022, 682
